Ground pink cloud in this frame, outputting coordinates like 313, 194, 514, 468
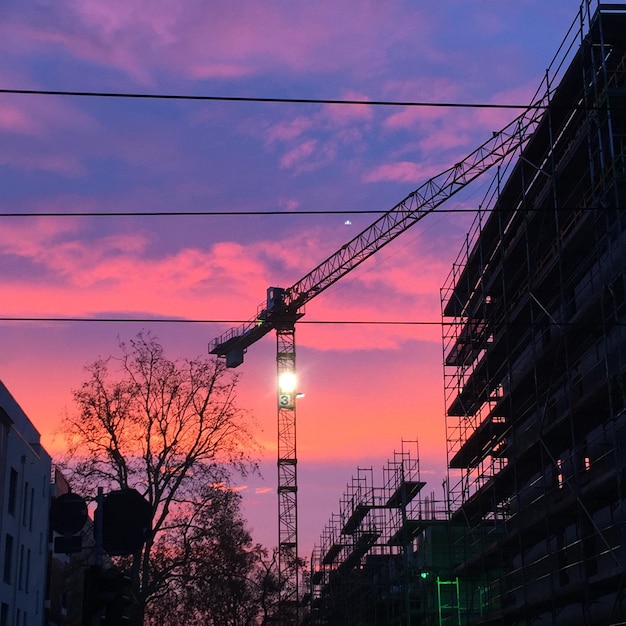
0, 1, 435, 86
0, 104, 37, 134
254, 92, 377, 175
381, 77, 460, 120
279, 139, 318, 170
187, 63, 251, 80
0, 90, 97, 135
383, 106, 444, 131
320, 91, 375, 126
264, 117, 314, 145
262, 109, 369, 173
371, 75, 548, 175
278, 198, 300, 212
0, 152, 88, 177
15, 18, 156, 84
418, 127, 474, 154
230, 485, 248, 493
363, 161, 424, 183
0, 210, 451, 351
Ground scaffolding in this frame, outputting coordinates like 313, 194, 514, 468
441, 2, 626, 624
307, 3, 626, 625
308, 441, 458, 625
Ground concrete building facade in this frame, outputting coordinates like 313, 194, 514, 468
0, 381, 52, 626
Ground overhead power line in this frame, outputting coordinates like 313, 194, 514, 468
0, 316, 622, 328
0, 206, 605, 218
0, 87, 547, 110
0, 208, 471, 218
0, 316, 439, 325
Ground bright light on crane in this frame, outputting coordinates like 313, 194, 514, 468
278, 372, 298, 393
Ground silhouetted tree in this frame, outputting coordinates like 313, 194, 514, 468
59, 332, 259, 622
252, 548, 306, 625
145, 493, 305, 626
146, 485, 262, 625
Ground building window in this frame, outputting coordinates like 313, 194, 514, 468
18, 544, 24, 590
3, 534, 13, 583
22, 482, 29, 527
28, 488, 34, 531
556, 459, 564, 489
8, 469, 17, 516
25, 549, 31, 593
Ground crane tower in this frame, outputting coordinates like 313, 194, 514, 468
209, 97, 547, 619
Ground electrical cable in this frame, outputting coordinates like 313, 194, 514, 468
0, 206, 610, 218
0, 316, 439, 325
0, 87, 549, 110
0, 208, 481, 218
0, 316, 621, 326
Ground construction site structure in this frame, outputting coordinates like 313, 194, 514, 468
209, 37, 549, 622
306, 2, 626, 625
441, 2, 626, 623
307, 441, 457, 625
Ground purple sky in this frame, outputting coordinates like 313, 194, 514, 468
0, 0, 579, 557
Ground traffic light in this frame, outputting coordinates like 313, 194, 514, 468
102, 570, 137, 625
82, 565, 138, 625
82, 565, 101, 623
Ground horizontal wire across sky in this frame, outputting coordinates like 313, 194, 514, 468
0, 84, 597, 323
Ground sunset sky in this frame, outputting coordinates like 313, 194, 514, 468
0, 0, 580, 557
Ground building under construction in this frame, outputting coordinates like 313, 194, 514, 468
308, 441, 457, 625
442, 1, 626, 623
308, 2, 626, 624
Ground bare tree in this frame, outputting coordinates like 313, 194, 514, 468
59, 332, 259, 619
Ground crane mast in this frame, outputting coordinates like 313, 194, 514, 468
209, 99, 547, 620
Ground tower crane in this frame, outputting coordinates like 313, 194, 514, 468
209, 97, 547, 617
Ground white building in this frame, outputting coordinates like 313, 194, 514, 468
0, 380, 52, 626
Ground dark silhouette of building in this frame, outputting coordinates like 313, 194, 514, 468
0, 380, 52, 626
441, 2, 626, 623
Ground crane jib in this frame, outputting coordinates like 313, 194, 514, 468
209, 101, 546, 367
